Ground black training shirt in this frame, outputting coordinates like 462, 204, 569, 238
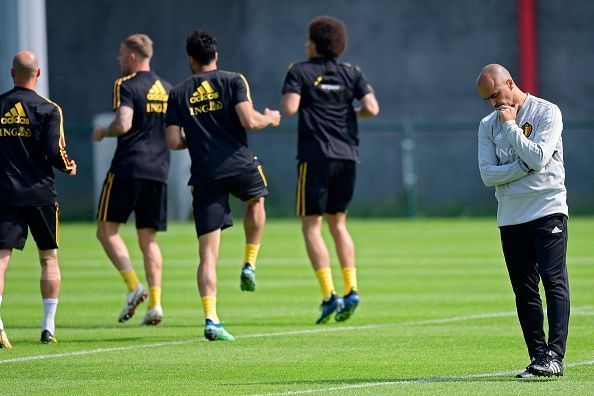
111, 71, 171, 183
0, 87, 75, 206
282, 58, 373, 161
166, 70, 259, 184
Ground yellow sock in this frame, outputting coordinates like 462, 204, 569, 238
342, 267, 358, 295
315, 267, 335, 299
201, 296, 219, 323
120, 270, 139, 293
148, 287, 161, 309
244, 243, 260, 269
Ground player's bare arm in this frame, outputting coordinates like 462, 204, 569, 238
235, 102, 281, 130
355, 93, 380, 118
92, 105, 134, 141
281, 93, 301, 116
166, 125, 187, 150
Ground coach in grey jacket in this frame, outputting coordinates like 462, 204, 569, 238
476, 64, 569, 378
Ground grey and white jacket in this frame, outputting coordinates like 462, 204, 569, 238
477, 94, 568, 226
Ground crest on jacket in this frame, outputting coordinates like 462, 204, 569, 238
521, 122, 533, 137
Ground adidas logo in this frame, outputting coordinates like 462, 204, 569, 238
146, 80, 168, 102
494, 133, 502, 142
189, 80, 219, 103
1, 102, 30, 125
550, 360, 563, 374
551, 226, 563, 234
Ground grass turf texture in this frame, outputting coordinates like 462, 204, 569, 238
0, 218, 592, 394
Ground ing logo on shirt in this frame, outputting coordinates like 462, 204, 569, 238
1, 102, 32, 137
522, 122, 533, 137
146, 80, 169, 113
188, 80, 223, 116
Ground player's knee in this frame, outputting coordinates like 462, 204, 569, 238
39, 251, 61, 281
96, 225, 109, 243
327, 214, 347, 230
41, 265, 61, 281
96, 223, 118, 244
328, 221, 346, 235
137, 229, 157, 250
247, 196, 265, 208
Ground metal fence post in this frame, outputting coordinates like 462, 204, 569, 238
401, 122, 418, 217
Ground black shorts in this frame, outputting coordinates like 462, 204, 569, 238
97, 172, 167, 231
296, 159, 356, 216
192, 166, 269, 237
0, 204, 60, 250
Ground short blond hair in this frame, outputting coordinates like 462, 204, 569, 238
122, 34, 153, 59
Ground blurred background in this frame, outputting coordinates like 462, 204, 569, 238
1, 0, 592, 220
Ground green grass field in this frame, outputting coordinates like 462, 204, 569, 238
0, 218, 592, 394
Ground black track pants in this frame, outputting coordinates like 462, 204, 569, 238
500, 213, 570, 359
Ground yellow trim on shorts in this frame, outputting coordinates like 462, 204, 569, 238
257, 164, 268, 187
98, 172, 116, 221
296, 162, 307, 216
55, 203, 60, 247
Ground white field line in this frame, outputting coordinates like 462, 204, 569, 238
246, 359, 594, 396
0, 308, 592, 365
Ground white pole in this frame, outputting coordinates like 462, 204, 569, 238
17, 0, 49, 97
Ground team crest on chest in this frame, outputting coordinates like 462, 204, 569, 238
521, 122, 533, 137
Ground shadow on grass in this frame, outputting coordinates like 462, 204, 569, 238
226, 374, 560, 388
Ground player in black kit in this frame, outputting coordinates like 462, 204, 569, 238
166, 30, 280, 341
93, 34, 171, 326
0, 51, 77, 347
281, 16, 379, 324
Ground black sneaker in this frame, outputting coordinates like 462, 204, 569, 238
515, 358, 536, 378
528, 350, 563, 377
516, 357, 537, 378
516, 369, 535, 379
40, 329, 57, 344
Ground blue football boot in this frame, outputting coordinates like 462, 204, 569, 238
204, 319, 235, 341
240, 263, 256, 292
315, 293, 342, 324
335, 289, 360, 322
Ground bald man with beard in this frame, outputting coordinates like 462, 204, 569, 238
476, 64, 569, 378
0, 51, 76, 348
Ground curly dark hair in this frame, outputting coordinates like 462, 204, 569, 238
186, 30, 218, 64
308, 16, 347, 58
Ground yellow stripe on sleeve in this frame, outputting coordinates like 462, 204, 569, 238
239, 74, 253, 103
40, 95, 76, 172
113, 73, 137, 110
113, 78, 123, 109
